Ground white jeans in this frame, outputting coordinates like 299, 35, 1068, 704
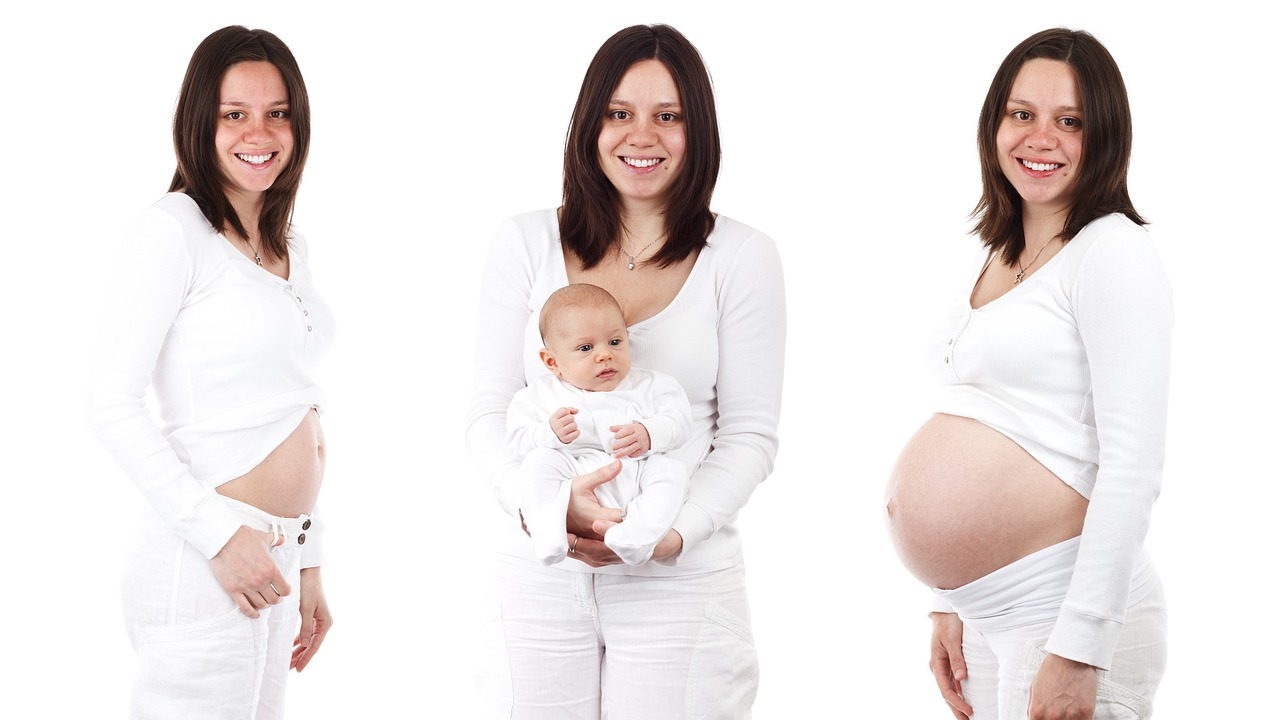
121, 499, 309, 720
478, 555, 759, 719
942, 540, 1168, 719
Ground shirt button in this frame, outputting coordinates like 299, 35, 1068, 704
284, 284, 293, 291
303, 310, 310, 316
943, 357, 950, 364
947, 339, 954, 345
302, 519, 312, 530
297, 533, 307, 544
307, 325, 313, 332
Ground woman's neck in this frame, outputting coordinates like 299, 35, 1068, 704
1020, 205, 1069, 255
225, 188, 265, 240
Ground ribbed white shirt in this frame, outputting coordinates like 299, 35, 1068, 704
88, 193, 333, 563
935, 214, 1172, 668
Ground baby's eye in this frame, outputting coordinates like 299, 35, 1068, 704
577, 344, 593, 353
609, 338, 623, 346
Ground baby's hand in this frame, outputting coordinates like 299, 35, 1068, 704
551, 407, 580, 444
610, 422, 651, 458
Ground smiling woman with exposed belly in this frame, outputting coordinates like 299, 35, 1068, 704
885, 29, 1173, 720
87, 26, 334, 719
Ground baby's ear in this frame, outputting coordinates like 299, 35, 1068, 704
539, 348, 559, 375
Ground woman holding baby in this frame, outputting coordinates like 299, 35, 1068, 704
466, 23, 784, 719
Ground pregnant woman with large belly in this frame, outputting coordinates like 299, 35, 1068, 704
88, 26, 334, 719
885, 28, 1172, 720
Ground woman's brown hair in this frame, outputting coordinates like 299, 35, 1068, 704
561, 24, 720, 269
973, 28, 1145, 266
169, 26, 310, 261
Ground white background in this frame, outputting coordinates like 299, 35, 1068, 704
1, 1, 1273, 716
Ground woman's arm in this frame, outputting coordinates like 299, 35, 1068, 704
465, 216, 543, 518
1048, 223, 1173, 668
86, 204, 243, 559
670, 229, 786, 555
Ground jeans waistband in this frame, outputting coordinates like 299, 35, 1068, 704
222, 497, 313, 548
933, 537, 1156, 633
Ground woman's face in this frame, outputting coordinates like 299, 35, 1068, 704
996, 58, 1084, 218
596, 59, 686, 214
215, 61, 294, 210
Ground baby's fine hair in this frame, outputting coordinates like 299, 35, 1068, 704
538, 284, 625, 343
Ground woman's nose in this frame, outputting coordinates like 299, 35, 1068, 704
628, 120, 657, 147
1025, 121, 1057, 150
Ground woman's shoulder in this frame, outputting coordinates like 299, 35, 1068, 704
123, 192, 218, 258
702, 213, 782, 275
1062, 213, 1169, 295
1066, 213, 1160, 266
490, 208, 560, 253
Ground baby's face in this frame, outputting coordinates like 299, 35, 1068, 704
542, 304, 631, 392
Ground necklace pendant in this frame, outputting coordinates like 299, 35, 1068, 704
627, 260, 636, 270
1014, 271, 1024, 284
254, 255, 264, 267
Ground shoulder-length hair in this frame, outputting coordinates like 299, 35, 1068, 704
973, 28, 1145, 265
169, 26, 310, 262
561, 24, 720, 269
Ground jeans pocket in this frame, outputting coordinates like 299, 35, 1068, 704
1094, 677, 1151, 719
685, 601, 759, 720
1009, 643, 1151, 720
129, 607, 260, 718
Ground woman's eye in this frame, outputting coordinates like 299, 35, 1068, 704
608, 110, 630, 121
1059, 117, 1081, 129
657, 112, 678, 123
268, 110, 289, 119
1011, 110, 1031, 121
225, 111, 245, 121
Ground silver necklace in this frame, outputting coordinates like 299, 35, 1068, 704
247, 237, 264, 267
1014, 238, 1054, 284
621, 237, 660, 271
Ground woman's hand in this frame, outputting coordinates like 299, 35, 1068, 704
210, 525, 290, 618
1028, 653, 1096, 719
572, 524, 684, 568
291, 567, 332, 672
929, 612, 973, 719
566, 460, 624, 538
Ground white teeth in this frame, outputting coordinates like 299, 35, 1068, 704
623, 157, 661, 168
1021, 159, 1061, 172
236, 153, 273, 165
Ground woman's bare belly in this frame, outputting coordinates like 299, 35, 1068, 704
217, 408, 325, 518
884, 414, 1086, 590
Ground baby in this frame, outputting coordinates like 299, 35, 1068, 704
508, 283, 691, 565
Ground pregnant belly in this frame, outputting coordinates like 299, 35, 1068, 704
884, 414, 1086, 590
217, 408, 325, 518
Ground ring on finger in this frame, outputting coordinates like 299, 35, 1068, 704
570, 537, 579, 554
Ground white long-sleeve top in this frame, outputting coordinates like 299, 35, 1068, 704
466, 209, 786, 575
87, 193, 334, 563
934, 213, 1173, 669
